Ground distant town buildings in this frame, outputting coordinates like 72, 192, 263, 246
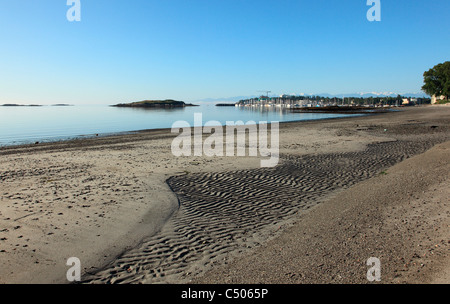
236, 94, 431, 108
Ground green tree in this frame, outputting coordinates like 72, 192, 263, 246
422, 61, 450, 100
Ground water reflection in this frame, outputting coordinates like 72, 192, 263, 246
0, 104, 359, 146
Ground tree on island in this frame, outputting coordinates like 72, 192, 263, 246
422, 61, 450, 100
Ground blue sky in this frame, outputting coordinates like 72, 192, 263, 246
0, 0, 449, 105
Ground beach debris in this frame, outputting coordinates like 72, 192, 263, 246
123, 265, 134, 273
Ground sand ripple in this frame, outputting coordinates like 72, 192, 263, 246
82, 137, 445, 284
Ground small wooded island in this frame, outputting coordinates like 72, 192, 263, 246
112, 100, 198, 108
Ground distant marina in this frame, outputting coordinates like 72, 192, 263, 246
234, 94, 431, 108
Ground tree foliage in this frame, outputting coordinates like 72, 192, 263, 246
422, 61, 450, 99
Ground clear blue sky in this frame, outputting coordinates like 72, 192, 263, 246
0, 0, 449, 105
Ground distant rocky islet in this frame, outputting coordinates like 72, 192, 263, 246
112, 100, 198, 108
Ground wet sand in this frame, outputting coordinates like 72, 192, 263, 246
0, 105, 449, 284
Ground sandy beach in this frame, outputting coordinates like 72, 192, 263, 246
0, 106, 449, 284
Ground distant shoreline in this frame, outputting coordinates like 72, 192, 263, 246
1, 104, 43, 107
290, 105, 397, 114
215, 103, 236, 107
1, 104, 73, 107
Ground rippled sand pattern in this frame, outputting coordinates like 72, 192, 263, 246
83, 137, 444, 284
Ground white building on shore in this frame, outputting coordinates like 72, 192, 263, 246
431, 95, 446, 104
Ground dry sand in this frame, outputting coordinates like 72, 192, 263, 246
0, 105, 449, 284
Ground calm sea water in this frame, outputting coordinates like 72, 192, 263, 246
0, 104, 359, 146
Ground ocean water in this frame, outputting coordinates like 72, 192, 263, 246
0, 104, 359, 146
